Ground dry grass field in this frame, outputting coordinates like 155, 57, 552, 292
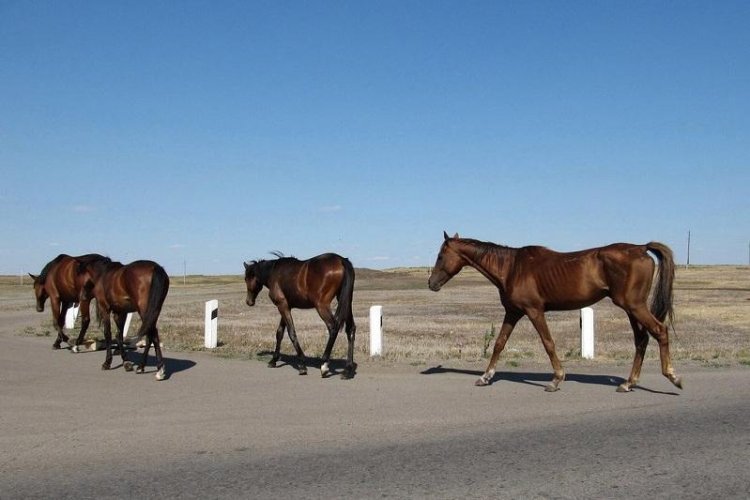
3, 265, 749, 368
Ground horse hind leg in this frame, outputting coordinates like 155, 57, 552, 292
317, 307, 339, 378
630, 306, 682, 390
617, 313, 649, 392
152, 328, 167, 381
341, 314, 357, 380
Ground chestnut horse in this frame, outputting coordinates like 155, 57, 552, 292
244, 252, 357, 379
428, 232, 680, 393
79, 259, 170, 380
30, 254, 110, 349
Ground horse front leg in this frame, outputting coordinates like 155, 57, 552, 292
476, 311, 521, 386
268, 318, 286, 368
526, 309, 566, 392
51, 298, 69, 349
279, 308, 306, 375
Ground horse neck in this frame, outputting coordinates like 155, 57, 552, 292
454, 240, 515, 291
256, 260, 277, 286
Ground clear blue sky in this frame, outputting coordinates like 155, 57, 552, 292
2, 1, 748, 275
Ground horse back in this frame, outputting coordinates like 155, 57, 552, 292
508, 246, 609, 310
271, 253, 347, 308
509, 243, 654, 310
44, 255, 81, 301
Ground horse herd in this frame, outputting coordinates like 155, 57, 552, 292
29, 232, 683, 393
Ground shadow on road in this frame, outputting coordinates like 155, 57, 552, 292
257, 351, 357, 379
420, 364, 626, 388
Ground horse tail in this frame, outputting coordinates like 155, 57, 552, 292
334, 258, 355, 333
135, 264, 170, 341
646, 242, 675, 326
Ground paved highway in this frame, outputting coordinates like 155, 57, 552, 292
1, 324, 748, 499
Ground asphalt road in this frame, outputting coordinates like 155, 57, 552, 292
1, 318, 749, 499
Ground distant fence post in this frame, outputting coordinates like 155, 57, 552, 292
205, 299, 218, 348
369, 305, 383, 357
65, 305, 80, 330
580, 307, 594, 359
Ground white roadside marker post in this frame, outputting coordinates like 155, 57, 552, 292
65, 305, 80, 330
205, 299, 218, 348
580, 307, 595, 359
369, 305, 383, 357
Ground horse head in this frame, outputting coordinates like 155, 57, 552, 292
29, 273, 47, 312
243, 261, 264, 306
428, 231, 463, 291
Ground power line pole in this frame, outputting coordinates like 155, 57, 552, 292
686, 230, 691, 270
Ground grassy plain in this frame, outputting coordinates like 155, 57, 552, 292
3, 265, 749, 368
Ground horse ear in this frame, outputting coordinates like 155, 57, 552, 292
453, 232, 459, 239
28, 273, 37, 281
443, 231, 450, 241
243, 262, 250, 270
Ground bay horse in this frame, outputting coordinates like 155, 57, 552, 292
30, 254, 111, 349
428, 232, 680, 393
244, 252, 357, 379
79, 259, 170, 380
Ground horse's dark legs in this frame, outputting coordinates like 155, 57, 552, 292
476, 311, 521, 386
51, 298, 70, 349
317, 307, 339, 378
136, 336, 152, 374
152, 328, 166, 380
342, 313, 357, 380
114, 313, 133, 372
268, 318, 286, 368
101, 314, 113, 370
629, 305, 682, 390
73, 299, 91, 346
279, 309, 307, 375
526, 309, 566, 392
618, 313, 650, 392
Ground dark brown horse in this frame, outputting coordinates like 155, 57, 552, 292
244, 252, 357, 379
428, 232, 680, 393
79, 259, 170, 380
30, 254, 111, 349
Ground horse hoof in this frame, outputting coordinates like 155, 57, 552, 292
616, 383, 632, 393
267, 361, 277, 368
544, 382, 561, 392
101, 364, 110, 371
320, 362, 330, 378
672, 376, 683, 390
123, 361, 134, 372
340, 370, 354, 380
52, 343, 62, 350
475, 378, 489, 387
136, 366, 145, 374
155, 368, 167, 381
298, 368, 307, 376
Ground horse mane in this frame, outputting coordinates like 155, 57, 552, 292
245, 251, 298, 283
75, 254, 111, 265
458, 238, 516, 261
38, 254, 68, 283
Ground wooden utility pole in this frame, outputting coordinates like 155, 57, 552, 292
686, 230, 691, 270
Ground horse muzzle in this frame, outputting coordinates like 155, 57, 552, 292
428, 279, 443, 292
246, 297, 255, 307
36, 303, 44, 312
